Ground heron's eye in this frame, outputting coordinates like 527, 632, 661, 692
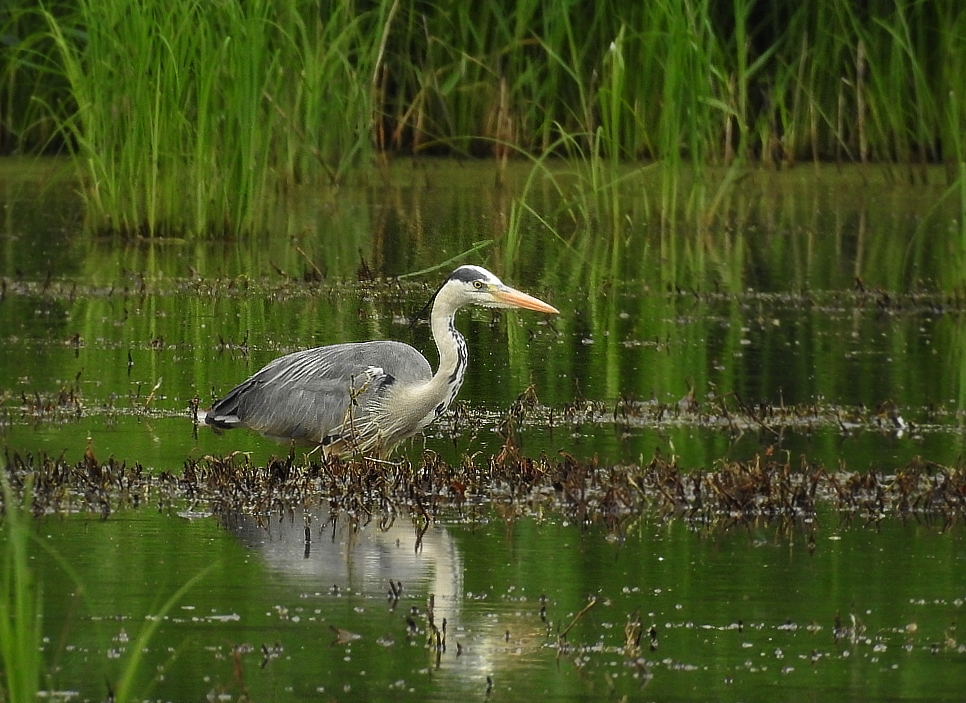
473, 280, 484, 289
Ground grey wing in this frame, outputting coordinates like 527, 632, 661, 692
206, 341, 432, 444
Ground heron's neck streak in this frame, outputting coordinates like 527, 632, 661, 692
428, 292, 468, 414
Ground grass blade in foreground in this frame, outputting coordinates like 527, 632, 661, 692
112, 563, 217, 703
0, 475, 42, 703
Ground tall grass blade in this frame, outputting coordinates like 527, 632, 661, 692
112, 563, 217, 703
0, 474, 43, 703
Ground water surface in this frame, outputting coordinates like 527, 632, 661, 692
3, 158, 966, 700
31, 507, 966, 702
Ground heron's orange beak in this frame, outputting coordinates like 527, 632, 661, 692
493, 286, 560, 314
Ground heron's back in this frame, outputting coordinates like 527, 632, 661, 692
206, 341, 433, 448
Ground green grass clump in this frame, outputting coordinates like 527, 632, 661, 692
29, 0, 394, 236
1, 0, 965, 236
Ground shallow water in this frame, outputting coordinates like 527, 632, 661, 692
3, 157, 966, 700
32, 507, 966, 702
2, 272, 964, 470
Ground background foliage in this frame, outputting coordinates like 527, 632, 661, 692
1, 0, 964, 235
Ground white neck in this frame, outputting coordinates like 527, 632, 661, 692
428, 291, 468, 407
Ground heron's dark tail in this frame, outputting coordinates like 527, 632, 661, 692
204, 386, 246, 429
203, 410, 241, 430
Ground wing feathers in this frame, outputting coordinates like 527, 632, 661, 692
207, 341, 431, 446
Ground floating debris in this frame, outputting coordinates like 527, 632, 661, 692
3, 442, 966, 528
329, 626, 362, 646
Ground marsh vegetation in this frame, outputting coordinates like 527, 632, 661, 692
2, 0, 965, 236
3, 1, 966, 700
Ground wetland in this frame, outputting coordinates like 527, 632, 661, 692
2, 159, 966, 702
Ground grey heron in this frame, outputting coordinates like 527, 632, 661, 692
204, 265, 559, 457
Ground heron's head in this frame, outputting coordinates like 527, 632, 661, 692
443, 265, 559, 314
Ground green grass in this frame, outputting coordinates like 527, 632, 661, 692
0, 475, 42, 703
0, 470, 216, 703
1, 0, 965, 237
21, 0, 392, 237
111, 564, 215, 703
